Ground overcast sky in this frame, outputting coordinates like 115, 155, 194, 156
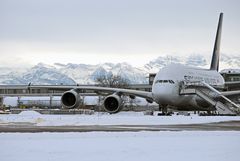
0, 0, 239, 67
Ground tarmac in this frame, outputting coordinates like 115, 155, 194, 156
0, 121, 240, 133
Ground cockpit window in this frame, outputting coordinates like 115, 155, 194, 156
155, 80, 175, 84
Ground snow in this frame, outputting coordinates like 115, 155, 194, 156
1, 111, 240, 161
1, 111, 240, 126
0, 131, 239, 161
18, 111, 42, 116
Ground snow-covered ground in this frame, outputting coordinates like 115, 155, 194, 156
1, 111, 240, 161
0, 131, 240, 161
1, 111, 240, 126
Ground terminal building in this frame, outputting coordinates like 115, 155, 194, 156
220, 70, 240, 90
221, 70, 240, 82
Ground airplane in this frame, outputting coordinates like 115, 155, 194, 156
29, 13, 240, 115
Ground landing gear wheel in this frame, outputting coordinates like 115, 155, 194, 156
158, 105, 171, 116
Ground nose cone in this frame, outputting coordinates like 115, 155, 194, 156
152, 84, 176, 104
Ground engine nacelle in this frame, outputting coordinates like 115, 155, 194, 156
103, 94, 123, 113
61, 90, 81, 109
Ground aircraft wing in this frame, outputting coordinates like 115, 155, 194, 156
225, 81, 240, 90
222, 81, 240, 97
221, 90, 240, 97
225, 81, 240, 86
29, 85, 153, 100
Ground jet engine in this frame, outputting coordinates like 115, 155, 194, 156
103, 94, 123, 113
61, 90, 81, 108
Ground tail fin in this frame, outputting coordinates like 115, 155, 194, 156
210, 13, 223, 71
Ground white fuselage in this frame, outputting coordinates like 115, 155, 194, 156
152, 64, 225, 111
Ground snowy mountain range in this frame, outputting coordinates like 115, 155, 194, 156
0, 54, 239, 85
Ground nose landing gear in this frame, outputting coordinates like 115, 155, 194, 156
158, 104, 172, 116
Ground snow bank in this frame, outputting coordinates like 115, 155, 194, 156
18, 111, 41, 116
1, 111, 240, 126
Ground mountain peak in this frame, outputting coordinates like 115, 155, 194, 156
34, 63, 55, 69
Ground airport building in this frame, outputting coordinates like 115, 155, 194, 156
221, 71, 240, 90
221, 70, 240, 82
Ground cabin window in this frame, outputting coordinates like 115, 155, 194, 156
155, 80, 175, 84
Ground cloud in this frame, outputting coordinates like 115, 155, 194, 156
0, 0, 240, 67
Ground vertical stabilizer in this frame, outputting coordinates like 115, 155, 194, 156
210, 13, 223, 71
